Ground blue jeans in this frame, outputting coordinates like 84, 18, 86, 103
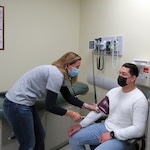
3, 97, 45, 150
69, 123, 133, 150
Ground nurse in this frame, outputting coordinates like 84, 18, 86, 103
3, 51, 98, 150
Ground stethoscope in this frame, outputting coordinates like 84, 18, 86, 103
95, 38, 104, 71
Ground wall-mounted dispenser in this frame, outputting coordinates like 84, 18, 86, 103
133, 59, 150, 88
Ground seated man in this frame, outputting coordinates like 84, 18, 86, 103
68, 63, 148, 150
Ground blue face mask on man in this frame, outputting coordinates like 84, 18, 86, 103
68, 67, 80, 77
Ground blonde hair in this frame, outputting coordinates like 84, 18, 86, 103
52, 52, 81, 83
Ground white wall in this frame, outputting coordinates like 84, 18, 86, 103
79, 0, 150, 100
0, 0, 80, 91
1, 0, 150, 148
1, 0, 150, 100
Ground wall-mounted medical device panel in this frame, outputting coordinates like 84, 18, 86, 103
133, 59, 150, 87
89, 36, 123, 56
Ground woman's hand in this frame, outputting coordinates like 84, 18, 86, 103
83, 103, 100, 112
65, 110, 82, 122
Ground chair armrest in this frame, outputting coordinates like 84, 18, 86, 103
127, 135, 145, 144
127, 135, 146, 150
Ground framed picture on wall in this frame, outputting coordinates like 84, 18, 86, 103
0, 6, 4, 50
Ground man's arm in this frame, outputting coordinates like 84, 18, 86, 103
68, 96, 109, 136
68, 110, 105, 136
80, 110, 105, 127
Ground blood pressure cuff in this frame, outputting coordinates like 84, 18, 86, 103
97, 96, 109, 114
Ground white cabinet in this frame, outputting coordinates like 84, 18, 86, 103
44, 105, 80, 150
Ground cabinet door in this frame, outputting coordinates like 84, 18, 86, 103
44, 105, 80, 150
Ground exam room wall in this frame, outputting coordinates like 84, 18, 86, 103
0, 0, 80, 91
78, 0, 150, 102
1, 0, 150, 99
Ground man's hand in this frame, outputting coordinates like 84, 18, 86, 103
68, 124, 82, 137
99, 132, 112, 143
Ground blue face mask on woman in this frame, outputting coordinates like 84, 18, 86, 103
68, 67, 80, 77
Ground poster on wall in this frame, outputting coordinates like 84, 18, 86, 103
0, 6, 4, 50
